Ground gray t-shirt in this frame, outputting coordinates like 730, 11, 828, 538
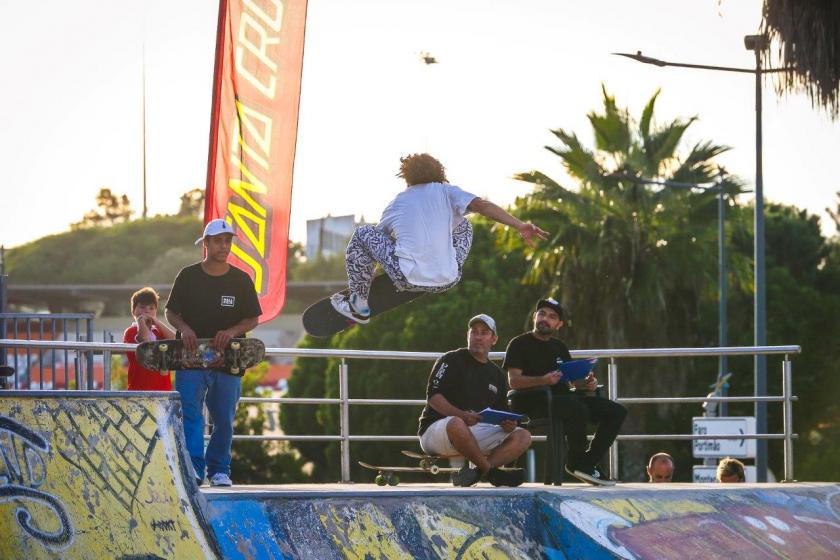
378, 182, 477, 286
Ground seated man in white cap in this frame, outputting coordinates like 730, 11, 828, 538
417, 314, 531, 487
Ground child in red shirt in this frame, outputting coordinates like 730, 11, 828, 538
124, 287, 176, 390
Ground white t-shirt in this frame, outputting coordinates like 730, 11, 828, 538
378, 182, 477, 286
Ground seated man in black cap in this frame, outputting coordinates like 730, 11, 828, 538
503, 297, 627, 486
417, 314, 531, 487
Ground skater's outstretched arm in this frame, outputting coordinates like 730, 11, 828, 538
467, 198, 548, 245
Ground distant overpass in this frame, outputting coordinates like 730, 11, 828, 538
6, 282, 346, 313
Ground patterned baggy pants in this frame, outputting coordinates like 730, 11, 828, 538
345, 221, 474, 299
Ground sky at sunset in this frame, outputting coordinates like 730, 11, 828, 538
2, 0, 838, 250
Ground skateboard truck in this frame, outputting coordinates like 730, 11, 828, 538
157, 343, 169, 373
230, 340, 241, 374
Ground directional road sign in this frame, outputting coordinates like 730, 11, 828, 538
692, 416, 756, 458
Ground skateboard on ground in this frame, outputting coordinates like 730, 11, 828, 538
358, 461, 461, 486
135, 338, 265, 375
302, 274, 425, 337
359, 449, 522, 486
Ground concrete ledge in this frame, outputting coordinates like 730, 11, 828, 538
203, 482, 840, 559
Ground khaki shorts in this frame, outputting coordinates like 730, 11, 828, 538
419, 417, 522, 456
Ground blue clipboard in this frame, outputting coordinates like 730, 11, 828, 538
557, 358, 598, 381
478, 407, 525, 425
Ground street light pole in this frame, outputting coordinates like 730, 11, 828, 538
746, 34, 769, 482
718, 178, 728, 416
612, 41, 786, 481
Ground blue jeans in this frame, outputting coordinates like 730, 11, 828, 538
175, 369, 242, 479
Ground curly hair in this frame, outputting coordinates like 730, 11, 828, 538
130, 287, 160, 314
396, 153, 448, 186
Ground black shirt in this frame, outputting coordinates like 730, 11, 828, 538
502, 332, 573, 394
166, 262, 262, 339
417, 348, 510, 436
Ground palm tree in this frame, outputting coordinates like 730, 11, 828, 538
501, 87, 755, 478
762, 1, 840, 119
503, 86, 750, 351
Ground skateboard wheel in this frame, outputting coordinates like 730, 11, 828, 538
430, 465, 440, 475
387, 475, 400, 486
158, 344, 168, 352
231, 341, 240, 350
230, 367, 240, 374
375, 474, 386, 486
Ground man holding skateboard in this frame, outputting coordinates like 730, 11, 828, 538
331, 153, 548, 324
418, 314, 531, 487
503, 297, 627, 486
165, 218, 262, 487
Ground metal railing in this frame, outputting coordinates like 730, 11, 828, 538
0, 339, 800, 482
0, 313, 95, 389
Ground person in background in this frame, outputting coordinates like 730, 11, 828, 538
646, 452, 675, 483
716, 457, 746, 483
124, 287, 175, 391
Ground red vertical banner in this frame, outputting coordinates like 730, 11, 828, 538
205, 0, 308, 323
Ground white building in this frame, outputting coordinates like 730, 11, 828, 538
305, 215, 362, 258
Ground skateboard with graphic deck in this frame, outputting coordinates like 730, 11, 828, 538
135, 338, 265, 376
359, 450, 523, 486
302, 274, 425, 337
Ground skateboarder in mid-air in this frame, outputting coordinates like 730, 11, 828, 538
331, 153, 548, 324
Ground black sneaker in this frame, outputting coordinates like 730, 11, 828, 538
487, 467, 524, 487
451, 464, 481, 487
565, 465, 616, 486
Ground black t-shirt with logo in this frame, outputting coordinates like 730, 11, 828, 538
417, 348, 510, 436
166, 262, 262, 339
502, 332, 573, 394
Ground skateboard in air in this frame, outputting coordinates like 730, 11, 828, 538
302, 274, 425, 337
135, 338, 265, 375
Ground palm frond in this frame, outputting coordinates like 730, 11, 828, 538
639, 88, 662, 146
762, 0, 840, 119
645, 116, 698, 176
587, 85, 632, 155
546, 129, 604, 182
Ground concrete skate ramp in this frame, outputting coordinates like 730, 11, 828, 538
0, 391, 219, 559
204, 483, 840, 559
2, 392, 840, 559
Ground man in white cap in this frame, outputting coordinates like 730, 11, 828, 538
417, 313, 531, 487
165, 218, 262, 487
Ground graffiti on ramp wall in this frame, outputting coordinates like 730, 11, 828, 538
0, 393, 216, 560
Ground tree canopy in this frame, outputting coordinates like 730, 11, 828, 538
72, 188, 134, 230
